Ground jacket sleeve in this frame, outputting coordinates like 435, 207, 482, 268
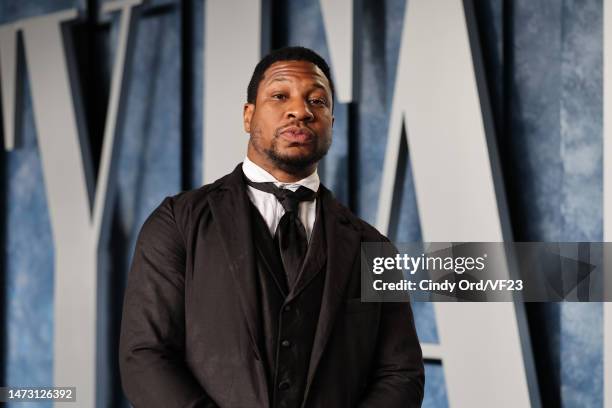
357, 301, 425, 407
119, 197, 218, 408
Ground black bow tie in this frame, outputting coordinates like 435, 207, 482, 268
245, 178, 317, 288
245, 179, 317, 211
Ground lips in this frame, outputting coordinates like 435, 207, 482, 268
279, 126, 314, 143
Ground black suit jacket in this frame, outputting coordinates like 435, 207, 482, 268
119, 164, 424, 408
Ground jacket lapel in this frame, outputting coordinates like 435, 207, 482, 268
302, 187, 361, 404
207, 165, 265, 362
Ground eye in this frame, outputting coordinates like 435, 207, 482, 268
272, 93, 287, 100
309, 97, 327, 106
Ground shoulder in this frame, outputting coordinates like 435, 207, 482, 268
321, 187, 390, 243
168, 175, 226, 213
158, 174, 222, 216
153, 165, 242, 234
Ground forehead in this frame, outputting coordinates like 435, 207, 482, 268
260, 60, 331, 91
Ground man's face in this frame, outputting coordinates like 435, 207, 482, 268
243, 60, 334, 176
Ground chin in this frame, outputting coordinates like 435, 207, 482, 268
270, 153, 319, 170
278, 148, 317, 160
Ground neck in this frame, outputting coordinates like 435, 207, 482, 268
247, 153, 316, 183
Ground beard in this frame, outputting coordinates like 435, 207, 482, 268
251, 126, 332, 174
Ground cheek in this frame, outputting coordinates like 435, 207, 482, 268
253, 109, 282, 132
317, 115, 334, 132
250, 118, 275, 142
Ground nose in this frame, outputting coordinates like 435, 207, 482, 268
286, 99, 314, 122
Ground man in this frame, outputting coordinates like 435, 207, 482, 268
119, 46, 424, 408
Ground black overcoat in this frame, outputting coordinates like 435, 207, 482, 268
119, 164, 425, 408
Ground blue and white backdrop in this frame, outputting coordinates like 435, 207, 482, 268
1, 0, 609, 407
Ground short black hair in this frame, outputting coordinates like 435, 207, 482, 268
246, 46, 335, 104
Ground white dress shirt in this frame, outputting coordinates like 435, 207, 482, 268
242, 157, 319, 241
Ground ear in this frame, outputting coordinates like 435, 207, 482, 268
243, 103, 255, 133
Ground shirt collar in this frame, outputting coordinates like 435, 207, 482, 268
242, 156, 320, 192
